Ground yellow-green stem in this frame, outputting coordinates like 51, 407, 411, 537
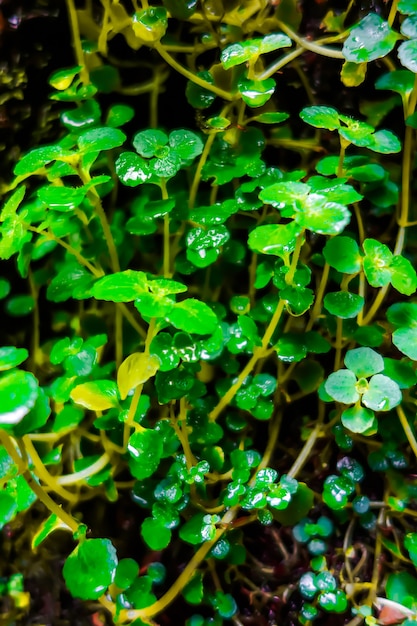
0, 431, 80, 533
57, 452, 111, 486
123, 384, 145, 450
189, 132, 217, 210
65, 0, 89, 85
396, 405, 417, 460
21, 436, 78, 501
154, 43, 234, 101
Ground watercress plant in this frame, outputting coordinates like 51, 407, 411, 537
1, 1, 417, 625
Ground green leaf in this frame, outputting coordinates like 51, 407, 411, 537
61, 100, 101, 131
398, 39, 417, 73
399, 0, 417, 14
341, 405, 376, 433
128, 430, 163, 479
92, 270, 148, 302
319, 589, 348, 613
386, 571, 417, 608
248, 222, 301, 258
238, 77, 276, 108
0, 370, 39, 425
114, 558, 139, 590
115, 152, 152, 186
281, 286, 314, 316
37, 185, 87, 211
324, 292, 364, 319
0, 347, 28, 371
362, 374, 402, 411
46, 261, 95, 303
132, 7, 168, 44
105, 104, 134, 128
133, 129, 168, 157
0, 186, 26, 221
362, 238, 392, 287
13, 146, 74, 176
300, 106, 340, 130
323, 236, 362, 273
375, 69, 416, 100
32, 513, 72, 548
325, 370, 359, 404
295, 197, 351, 235
221, 42, 255, 68
70, 380, 119, 411
77, 127, 126, 153
212, 591, 237, 618
392, 327, 417, 360
0, 492, 18, 529
141, 517, 172, 550
344, 347, 384, 378
169, 129, 204, 161
49, 65, 82, 90
185, 71, 216, 109
183, 572, 204, 604
251, 112, 290, 124
343, 14, 400, 62
390, 255, 417, 295
5, 295, 35, 316
165, 299, 218, 334
117, 353, 160, 400
179, 513, 218, 545
383, 357, 417, 389
63, 538, 118, 600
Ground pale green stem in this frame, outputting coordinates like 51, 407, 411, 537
0, 431, 80, 533
21, 436, 78, 501
57, 452, 111, 485
276, 20, 345, 59
288, 403, 325, 478
189, 132, 216, 210
154, 43, 235, 101
396, 405, 417, 460
65, 0, 89, 85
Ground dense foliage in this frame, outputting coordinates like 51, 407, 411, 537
1, 1, 417, 625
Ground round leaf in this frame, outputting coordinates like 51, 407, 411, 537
392, 327, 417, 360
238, 77, 276, 108
344, 347, 384, 378
169, 129, 204, 161
0, 370, 39, 425
398, 39, 417, 73
77, 127, 126, 153
141, 517, 171, 550
133, 129, 168, 158
128, 429, 163, 479
63, 538, 118, 600
362, 374, 402, 411
300, 106, 340, 130
0, 347, 28, 371
323, 236, 362, 273
343, 14, 399, 63
324, 292, 364, 319
115, 152, 152, 186
92, 270, 148, 302
341, 405, 376, 433
325, 369, 359, 404
248, 222, 301, 258
165, 299, 218, 334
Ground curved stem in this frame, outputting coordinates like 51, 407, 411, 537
154, 43, 235, 101
57, 452, 111, 485
276, 20, 345, 59
21, 436, 78, 501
